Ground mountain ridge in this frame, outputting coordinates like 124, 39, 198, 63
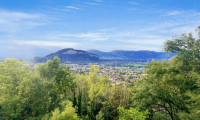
34, 48, 176, 63
87, 49, 175, 61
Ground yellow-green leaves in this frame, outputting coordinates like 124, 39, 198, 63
49, 101, 80, 120
0, 58, 32, 119
118, 107, 148, 120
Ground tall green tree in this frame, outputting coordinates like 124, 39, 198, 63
0, 58, 32, 119
87, 65, 109, 120
99, 86, 132, 120
164, 26, 200, 119
132, 26, 200, 120
35, 57, 75, 112
74, 74, 90, 118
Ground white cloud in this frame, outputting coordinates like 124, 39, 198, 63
119, 37, 168, 46
0, 10, 47, 32
129, 1, 139, 5
0, 11, 41, 20
83, 0, 103, 5
47, 32, 109, 41
0, 19, 8, 24
80, 44, 162, 52
83, 1, 103, 6
76, 33, 108, 41
139, 10, 200, 34
10, 8, 199, 52
95, 0, 103, 2
42, 30, 169, 52
1, 7, 200, 54
65, 6, 80, 10
113, 45, 162, 52
14, 40, 79, 48
166, 11, 182, 16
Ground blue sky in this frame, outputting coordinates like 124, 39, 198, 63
0, 0, 200, 58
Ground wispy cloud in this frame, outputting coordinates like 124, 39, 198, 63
2, 8, 200, 53
129, 1, 139, 5
84, 2, 100, 5
14, 40, 79, 48
65, 6, 80, 10
166, 11, 182, 16
0, 10, 47, 32
83, 0, 104, 6
42, 29, 169, 52
118, 35, 169, 46
46, 32, 109, 41
139, 10, 200, 34
95, 0, 103, 2
0, 10, 41, 20
1, 2, 200, 57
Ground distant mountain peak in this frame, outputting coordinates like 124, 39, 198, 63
35, 48, 100, 63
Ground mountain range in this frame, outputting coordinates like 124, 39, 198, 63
88, 50, 175, 62
34, 48, 176, 63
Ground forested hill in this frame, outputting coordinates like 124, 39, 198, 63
87, 50, 176, 61
34, 48, 100, 63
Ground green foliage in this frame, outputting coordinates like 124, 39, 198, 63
0, 58, 32, 119
0, 57, 76, 120
74, 74, 89, 117
99, 86, 132, 120
163, 26, 200, 119
164, 27, 200, 73
49, 101, 80, 120
87, 65, 110, 120
178, 78, 200, 120
133, 59, 197, 119
132, 26, 200, 120
74, 65, 133, 120
35, 57, 75, 112
118, 107, 148, 120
